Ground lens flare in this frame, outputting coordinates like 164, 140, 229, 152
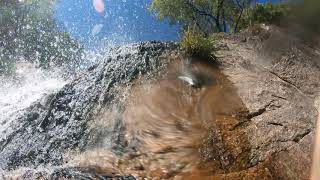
93, 0, 105, 13
92, 24, 104, 36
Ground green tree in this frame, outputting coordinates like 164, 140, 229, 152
150, 0, 293, 58
150, 0, 293, 34
0, 0, 84, 74
150, 0, 254, 33
243, 3, 290, 26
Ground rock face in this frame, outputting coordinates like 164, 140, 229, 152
1, 28, 319, 179
0, 41, 177, 171
215, 27, 320, 179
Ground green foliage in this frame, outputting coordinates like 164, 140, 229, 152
151, 0, 254, 33
0, 0, 84, 74
180, 27, 216, 59
151, 0, 291, 33
244, 3, 290, 26
151, 0, 223, 33
151, 0, 292, 59
18, 17, 84, 68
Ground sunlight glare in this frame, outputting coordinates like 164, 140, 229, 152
93, 0, 105, 13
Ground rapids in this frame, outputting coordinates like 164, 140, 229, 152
0, 63, 66, 135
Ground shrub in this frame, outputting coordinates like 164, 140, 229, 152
180, 27, 216, 59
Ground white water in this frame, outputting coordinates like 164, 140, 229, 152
0, 63, 66, 132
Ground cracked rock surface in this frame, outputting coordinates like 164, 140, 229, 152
216, 27, 320, 179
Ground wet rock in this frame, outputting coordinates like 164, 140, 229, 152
48, 167, 136, 180
3, 167, 136, 180
0, 41, 178, 171
1, 27, 319, 179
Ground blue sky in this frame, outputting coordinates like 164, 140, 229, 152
55, 0, 180, 48
54, 0, 279, 48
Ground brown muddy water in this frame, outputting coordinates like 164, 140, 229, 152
66, 57, 268, 179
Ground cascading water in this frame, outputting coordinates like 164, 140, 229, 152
0, 63, 66, 133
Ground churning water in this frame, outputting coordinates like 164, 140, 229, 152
0, 63, 66, 133
0, 46, 253, 179
63, 59, 251, 179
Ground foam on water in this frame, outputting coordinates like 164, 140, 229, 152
0, 63, 67, 132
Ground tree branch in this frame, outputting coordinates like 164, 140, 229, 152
234, 7, 244, 32
215, 0, 225, 32
185, 1, 218, 21
184, 0, 219, 32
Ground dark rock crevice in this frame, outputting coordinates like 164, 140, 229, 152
293, 129, 312, 143
267, 69, 308, 97
246, 102, 271, 119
